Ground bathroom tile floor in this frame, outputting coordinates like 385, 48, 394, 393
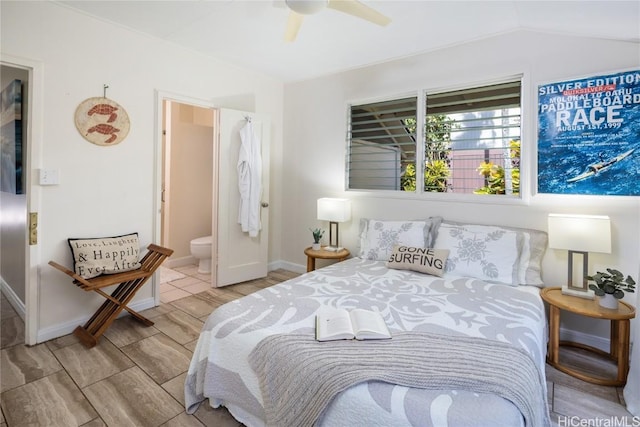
1, 266, 636, 426
159, 264, 213, 304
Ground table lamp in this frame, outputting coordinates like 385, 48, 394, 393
317, 198, 351, 250
548, 213, 611, 298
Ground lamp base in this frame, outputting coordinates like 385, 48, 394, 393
328, 221, 340, 247
561, 286, 595, 299
561, 250, 594, 299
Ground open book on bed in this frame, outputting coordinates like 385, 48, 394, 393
316, 309, 391, 341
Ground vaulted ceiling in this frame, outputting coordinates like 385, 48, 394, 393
55, 0, 640, 82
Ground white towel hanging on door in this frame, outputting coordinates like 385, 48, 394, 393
237, 120, 262, 237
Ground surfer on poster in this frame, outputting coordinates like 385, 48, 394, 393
566, 148, 635, 183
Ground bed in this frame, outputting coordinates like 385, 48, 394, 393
185, 219, 551, 426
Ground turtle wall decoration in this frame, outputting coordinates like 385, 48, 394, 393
74, 96, 130, 146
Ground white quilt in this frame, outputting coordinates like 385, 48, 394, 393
185, 258, 549, 426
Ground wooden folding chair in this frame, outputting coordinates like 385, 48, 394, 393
49, 243, 173, 348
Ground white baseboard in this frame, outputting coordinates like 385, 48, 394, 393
268, 260, 306, 274
36, 297, 156, 343
559, 326, 611, 352
0, 276, 26, 321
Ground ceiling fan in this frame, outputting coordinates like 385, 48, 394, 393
284, 0, 391, 42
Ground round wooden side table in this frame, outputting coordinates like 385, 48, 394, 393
541, 287, 636, 386
304, 247, 350, 272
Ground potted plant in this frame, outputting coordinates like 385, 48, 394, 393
587, 268, 636, 309
310, 228, 324, 250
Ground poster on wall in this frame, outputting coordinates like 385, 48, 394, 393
537, 69, 640, 195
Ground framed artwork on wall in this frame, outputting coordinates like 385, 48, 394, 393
0, 79, 23, 194
537, 69, 640, 196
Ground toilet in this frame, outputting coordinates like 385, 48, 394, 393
190, 236, 212, 274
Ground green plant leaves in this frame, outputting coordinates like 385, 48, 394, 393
587, 270, 636, 297
309, 228, 324, 243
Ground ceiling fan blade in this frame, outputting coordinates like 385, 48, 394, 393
327, 0, 391, 26
284, 11, 304, 42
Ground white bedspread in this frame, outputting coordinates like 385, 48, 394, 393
185, 258, 548, 426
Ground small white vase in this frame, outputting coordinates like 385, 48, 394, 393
598, 293, 618, 310
312, 243, 321, 250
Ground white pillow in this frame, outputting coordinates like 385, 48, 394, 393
359, 219, 432, 261
514, 229, 547, 287
434, 223, 521, 285
442, 221, 547, 287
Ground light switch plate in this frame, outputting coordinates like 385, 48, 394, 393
39, 169, 60, 185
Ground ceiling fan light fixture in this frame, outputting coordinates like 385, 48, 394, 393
285, 0, 329, 15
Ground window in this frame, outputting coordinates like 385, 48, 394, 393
347, 80, 521, 197
347, 97, 417, 191
424, 81, 521, 195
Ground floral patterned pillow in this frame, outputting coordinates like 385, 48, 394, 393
442, 221, 547, 287
433, 223, 522, 285
359, 220, 432, 261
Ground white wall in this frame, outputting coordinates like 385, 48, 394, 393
1, 1, 284, 342
282, 31, 640, 345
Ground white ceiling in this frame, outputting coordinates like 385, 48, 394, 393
56, 0, 640, 82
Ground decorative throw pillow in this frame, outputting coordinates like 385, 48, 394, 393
359, 219, 433, 261
442, 221, 547, 287
434, 223, 521, 285
67, 233, 141, 279
386, 245, 449, 277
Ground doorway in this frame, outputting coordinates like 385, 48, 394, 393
161, 100, 215, 273
0, 65, 28, 316
1, 56, 43, 345
154, 91, 271, 301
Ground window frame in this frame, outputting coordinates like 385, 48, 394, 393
345, 91, 420, 192
345, 75, 531, 205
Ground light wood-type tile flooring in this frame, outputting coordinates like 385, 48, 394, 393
1, 266, 637, 426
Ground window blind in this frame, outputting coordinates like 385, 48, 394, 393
424, 81, 521, 195
348, 97, 417, 191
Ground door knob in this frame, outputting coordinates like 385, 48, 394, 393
261, 202, 269, 208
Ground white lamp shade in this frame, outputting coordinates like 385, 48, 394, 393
547, 214, 611, 253
317, 198, 351, 222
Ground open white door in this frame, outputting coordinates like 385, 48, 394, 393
215, 109, 270, 287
